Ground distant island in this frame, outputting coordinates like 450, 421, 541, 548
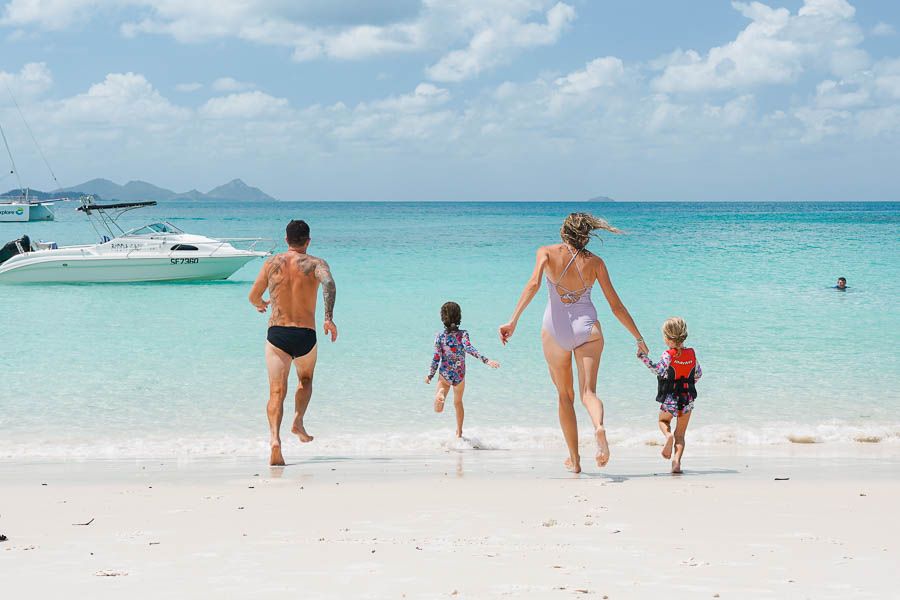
587, 195, 615, 202
2, 178, 277, 202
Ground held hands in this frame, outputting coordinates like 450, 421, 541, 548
254, 300, 270, 313
323, 319, 338, 342
636, 338, 649, 356
498, 322, 516, 345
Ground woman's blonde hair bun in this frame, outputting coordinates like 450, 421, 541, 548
560, 212, 621, 249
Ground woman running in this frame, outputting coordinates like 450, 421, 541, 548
498, 213, 648, 473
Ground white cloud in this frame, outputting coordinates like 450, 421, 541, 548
211, 77, 255, 92
813, 79, 869, 108
200, 91, 289, 119
50, 72, 189, 128
330, 83, 455, 143
0, 61, 53, 98
1, 0, 576, 82
554, 56, 625, 96
793, 105, 851, 142
175, 82, 202, 92
652, 0, 868, 93
426, 1, 576, 82
874, 58, 900, 99
0, 0, 100, 30
872, 22, 895, 37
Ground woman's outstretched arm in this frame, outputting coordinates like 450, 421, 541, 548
499, 248, 547, 345
595, 258, 649, 355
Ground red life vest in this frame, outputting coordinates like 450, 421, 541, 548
655, 347, 698, 406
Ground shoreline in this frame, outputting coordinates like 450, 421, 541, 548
1, 422, 898, 461
4, 443, 900, 480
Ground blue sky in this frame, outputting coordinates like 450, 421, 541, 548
1, 0, 899, 200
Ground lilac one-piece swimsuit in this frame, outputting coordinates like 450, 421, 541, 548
542, 248, 598, 351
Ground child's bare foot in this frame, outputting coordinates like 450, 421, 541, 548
564, 456, 582, 473
269, 442, 285, 466
595, 426, 610, 467
661, 433, 674, 459
434, 391, 446, 413
671, 460, 682, 474
291, 420, 314, 443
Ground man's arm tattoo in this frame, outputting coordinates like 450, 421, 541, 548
315, 259, 336, 321
267, 256, 286, 323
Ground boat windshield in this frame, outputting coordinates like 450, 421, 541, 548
126, 222, 184, 236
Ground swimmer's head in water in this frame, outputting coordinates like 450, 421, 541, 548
837, 277, 847, 289
662, 317, 689, 348
286, 219, 310, 248
560, 212, 621, 250
441, 301, 462, 332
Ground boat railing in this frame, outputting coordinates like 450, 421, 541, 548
207, 238, 276, 256
117, 237, 274, 258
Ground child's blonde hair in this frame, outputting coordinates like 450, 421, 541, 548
662, 317, 688, 347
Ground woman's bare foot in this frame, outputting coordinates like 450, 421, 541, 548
291, 421, 314, 443
456, 430, 463, 438
671, 460, 682, 474
434, 391, 446, 413
564, 456, 582, 473
661, 433, 674, 459
595, 426, 610, 467
269, 442, 285, 466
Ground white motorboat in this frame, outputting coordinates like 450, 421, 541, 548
0, 197, 271, 283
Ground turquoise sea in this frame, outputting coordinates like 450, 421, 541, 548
1, 201, 898, 459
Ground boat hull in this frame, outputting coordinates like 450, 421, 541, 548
0, 203, 54, 222
0, 254, 261, 283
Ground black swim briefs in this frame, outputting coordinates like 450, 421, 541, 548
267, 326, 317, 359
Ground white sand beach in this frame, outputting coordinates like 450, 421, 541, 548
2, 446, 897, 599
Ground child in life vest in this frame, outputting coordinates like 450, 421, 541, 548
637, 317, 702, 474
425, 301, 500, 438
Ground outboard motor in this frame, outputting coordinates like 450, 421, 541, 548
0, 235, 30, 265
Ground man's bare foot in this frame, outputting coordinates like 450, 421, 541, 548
564, 456, 582, 473
595, 426, 610, 467
434, 392, 446, 413
661, 434, 674, 459
291, 422, 314, 443
671, 461, 682, 474
269, 442, 285, 466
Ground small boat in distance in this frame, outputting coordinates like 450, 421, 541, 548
0, 196, 271, 283
0, 189, 57, 222
1, 89, 73, 221
1, 113, 68, 221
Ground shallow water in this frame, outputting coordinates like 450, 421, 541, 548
1, 200, 897, 458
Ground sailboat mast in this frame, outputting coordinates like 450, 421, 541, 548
0, 121, 25, 197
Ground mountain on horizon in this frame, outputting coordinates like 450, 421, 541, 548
205, 179, 274, 202
48, 178, 277, 202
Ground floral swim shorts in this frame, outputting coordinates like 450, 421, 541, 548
659, 395, 694, 416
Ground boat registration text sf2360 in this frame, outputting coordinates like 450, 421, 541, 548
171, 258, 200, 264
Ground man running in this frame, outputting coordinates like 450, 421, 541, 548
249, 220, 337, 466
